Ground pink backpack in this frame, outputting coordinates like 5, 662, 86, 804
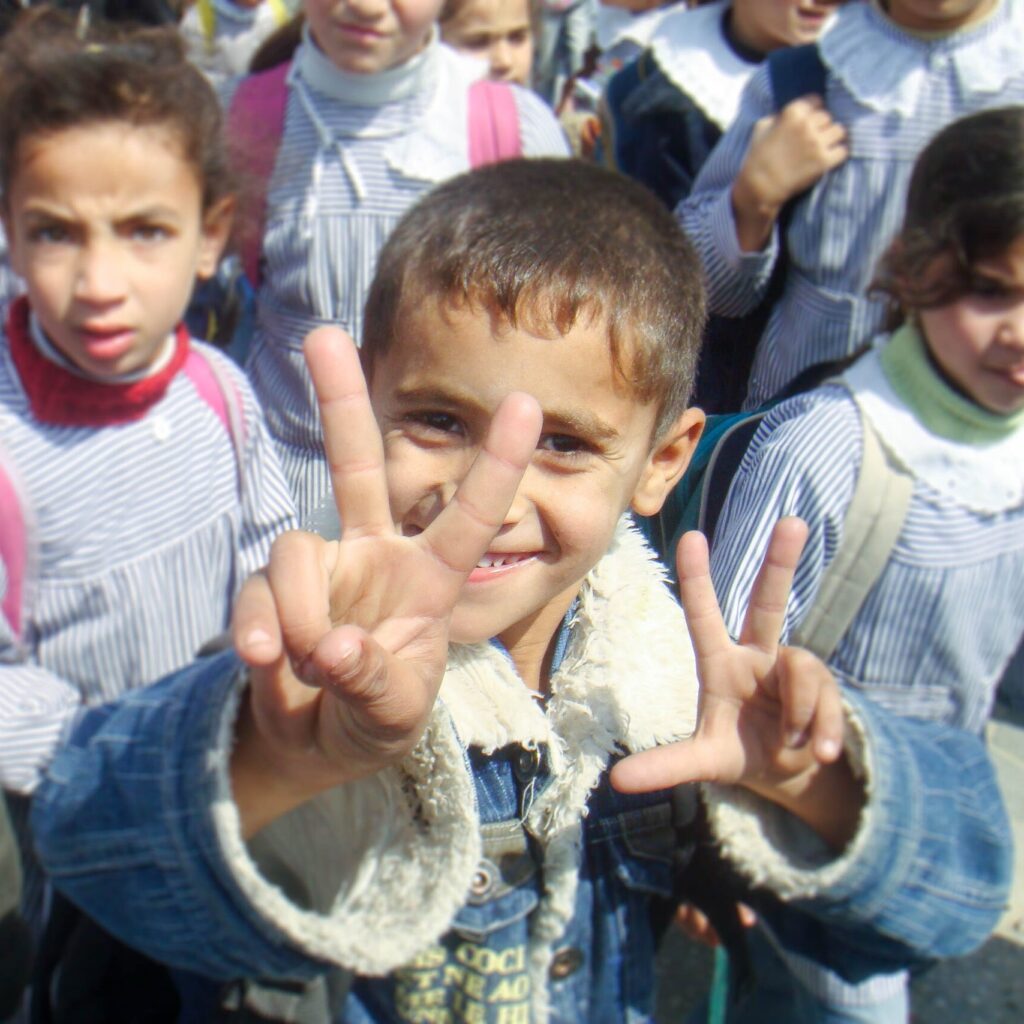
226, 64, 523, 287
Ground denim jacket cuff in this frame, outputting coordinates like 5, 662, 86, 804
210, 694, 483, 976
701, 697, 873, 898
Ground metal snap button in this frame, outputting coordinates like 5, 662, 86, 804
469, 862, 493, 898
548, 946, 584, 980
513, 744, 540, 781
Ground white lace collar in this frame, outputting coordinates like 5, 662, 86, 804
820, 0, 1020, 117
649, 0, 759, 130
844, 345, 1024, 513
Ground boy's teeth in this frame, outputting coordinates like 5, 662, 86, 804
477, 554, 521, 568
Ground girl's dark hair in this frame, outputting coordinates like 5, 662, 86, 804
876, 106, 1024, 315
248, 12, 305, 73
0, 6, 231, 210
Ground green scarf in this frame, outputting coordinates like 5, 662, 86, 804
880, 323, 1024, 444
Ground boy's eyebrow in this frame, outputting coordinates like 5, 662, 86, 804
391, 385, 622, 442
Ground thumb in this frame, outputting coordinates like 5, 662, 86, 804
610, 735, 741, 794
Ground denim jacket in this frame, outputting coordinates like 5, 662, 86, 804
31, 525, 1013, 1022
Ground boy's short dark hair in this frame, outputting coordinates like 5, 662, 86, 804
363, 159, 706, 439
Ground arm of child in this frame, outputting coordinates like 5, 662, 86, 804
611, 519, 861, 851
731, 96, 848, 254
229, 326, 542, 837
677, 68, 847, 317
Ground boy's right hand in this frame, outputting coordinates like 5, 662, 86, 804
732, 96, 848, 252
230, 327, 542, 836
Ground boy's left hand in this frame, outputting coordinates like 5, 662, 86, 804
611, 519, 862, 849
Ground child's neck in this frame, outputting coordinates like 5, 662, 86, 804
498, 588, 580, 693
881, 323, 1024, 442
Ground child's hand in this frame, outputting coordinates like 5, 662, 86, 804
611, 519, 863, 849
230, 327, 542, 835
732, 96, 848, 252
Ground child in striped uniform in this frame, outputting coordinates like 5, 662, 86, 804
0, 8, 297, 932
679, 0, 1024, 409
706, 106, 1024, 1023
233, 0, 569, 525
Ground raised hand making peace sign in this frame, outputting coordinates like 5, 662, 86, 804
230, 327, 542, 836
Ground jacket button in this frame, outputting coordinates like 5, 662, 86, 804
513, 744, 540, 781
469, 862, 493, 898
549, 947, 584, 980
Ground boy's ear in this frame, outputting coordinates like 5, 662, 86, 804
630, 407, 705, 518
195, 196, 235, 281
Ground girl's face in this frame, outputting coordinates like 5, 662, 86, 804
919, 237, 1024, 415
2, 121, 231, 381
441, 0, 533, 86
883, 0, 998, 32
304, 0, 444, 74
730, 1, 839, 53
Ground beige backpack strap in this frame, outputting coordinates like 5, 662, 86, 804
791, 405, 913, 661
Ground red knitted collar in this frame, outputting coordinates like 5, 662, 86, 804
6, 296, 190, 427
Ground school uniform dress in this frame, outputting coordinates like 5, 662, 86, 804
709, 326, 1024, 1018
30, 520, 1013, 1021
242, 32, 569, 523
678, 0, 1024, 408
0, 298, 296, 925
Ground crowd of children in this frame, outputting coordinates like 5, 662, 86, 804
0, 2, 1022, 1023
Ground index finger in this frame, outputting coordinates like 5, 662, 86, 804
423, 392, 542, 575
675, 530, 733, 664
304, 327, 393, 538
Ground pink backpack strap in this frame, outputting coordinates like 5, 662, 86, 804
0, 452, 29, 642
226, 62, 291, 288
468, 79, 522, 167
183, 349, 247, 499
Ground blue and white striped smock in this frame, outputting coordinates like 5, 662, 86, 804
242, 33, 570, 523
678, 0, 1024, 408
0, 337, 297, 796
710, 350, 1024, 736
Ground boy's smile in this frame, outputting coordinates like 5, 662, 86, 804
368, 299, 701, 688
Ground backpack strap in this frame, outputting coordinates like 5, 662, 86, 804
790, 406, 913, 661
467, 79, 522, 167
766, 43, 827, 112
0, 451, 29, 643
182, 348, 247, 500
226, 62, 291, 288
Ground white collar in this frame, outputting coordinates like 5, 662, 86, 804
820, 0, 1019, 117
843, 344, 1024, 513
294, 23, 437, 106
649, 0, 760, 130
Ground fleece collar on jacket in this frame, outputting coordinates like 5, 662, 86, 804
211, 519, 699, 1018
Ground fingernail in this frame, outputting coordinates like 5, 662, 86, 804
243, 628, 273, 652
817, 738, 841, 761
786, 728, 809, 749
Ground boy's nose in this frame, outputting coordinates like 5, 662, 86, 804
490, 40, 513, 79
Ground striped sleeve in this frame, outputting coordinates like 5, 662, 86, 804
512, 86, 572, 157
709, 386, 861, 643
676, 64, 781, 317
205, 348, 299, 579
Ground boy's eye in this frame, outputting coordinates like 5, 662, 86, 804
969, 275, 1008, 298
538, 434, 590, 458
408, 411, 463, 435
461, 35, 491, 51
508, 29, 531, 46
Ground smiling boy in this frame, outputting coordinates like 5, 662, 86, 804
32, 160, 1013, 1023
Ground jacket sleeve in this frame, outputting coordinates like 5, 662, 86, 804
704, 688, 1012, 974
676, 64, 781, 318
31, 651, 481, 981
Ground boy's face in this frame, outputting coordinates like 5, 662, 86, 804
368, 299, 701, 677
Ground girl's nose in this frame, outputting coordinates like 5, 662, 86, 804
74, 240, 125, 305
